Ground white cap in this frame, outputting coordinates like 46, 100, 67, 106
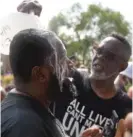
120, 62, 132, 79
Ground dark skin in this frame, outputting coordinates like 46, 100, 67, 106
14, 66, 52, 107
79, 37, 130, 137
13, 36, 67, 108
90, 37, 128, 99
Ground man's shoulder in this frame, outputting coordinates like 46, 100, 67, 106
71, 69, 90, 91
1, 94, 44, 134
1, 103, 42, 128
2, 114, 48, 137
1, 102, 49, 137
116, 90, 132, 113
1, 93, 41, 121
117, 90, 132, 104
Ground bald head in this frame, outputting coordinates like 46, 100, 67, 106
90, 34, 131, 80
100, 34, 131, 62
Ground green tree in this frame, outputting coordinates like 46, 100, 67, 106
48, 3, 131, 66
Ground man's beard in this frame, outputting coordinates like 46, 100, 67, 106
90, 69, 119, 80
46, 73, 62, 101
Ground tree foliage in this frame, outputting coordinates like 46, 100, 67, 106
48, 3, 131, 66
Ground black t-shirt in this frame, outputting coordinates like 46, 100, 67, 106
51, 70, 132, 137
1, 90, 66, 137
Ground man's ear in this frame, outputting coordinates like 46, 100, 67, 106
119, 62, 128, 72
32, 66, 51, 83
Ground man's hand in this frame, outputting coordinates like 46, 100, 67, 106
124, 113, 132, 133
115, 113, 132, 137
81, 125, 103, 137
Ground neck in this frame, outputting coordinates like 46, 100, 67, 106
90, 78, 117, 99
14, 81, 50, 108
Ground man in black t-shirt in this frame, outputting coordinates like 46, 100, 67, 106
1, 29, 68, 137
51, 34, 132, 137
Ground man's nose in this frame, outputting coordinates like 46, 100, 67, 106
96, 53, 106, 62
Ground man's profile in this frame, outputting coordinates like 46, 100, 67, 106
1, 29, 68, 137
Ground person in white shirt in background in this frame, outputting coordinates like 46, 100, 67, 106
115, 62, 132, 93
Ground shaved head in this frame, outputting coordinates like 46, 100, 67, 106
90, 34, 131, 80
100, 36, 131, 62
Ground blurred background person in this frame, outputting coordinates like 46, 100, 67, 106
115, 62, 132, 93
127, 86, 132, 99
0, 86, 7, 101
5, 83, 15, 93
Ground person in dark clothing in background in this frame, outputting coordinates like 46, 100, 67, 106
1, 29, 68, 137
51, 34, 132, 137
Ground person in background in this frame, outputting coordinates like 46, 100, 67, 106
17, 0, 42, 16
1, 74, 14, 91
127, 86, 132, 99
115, 62, 132, 92
51, 34, 132, 137
77, 64, 88, 73
1, 29, 68, 137
0, 86, 7, 101
69, 55, 81, 68
5, 83, 15, 93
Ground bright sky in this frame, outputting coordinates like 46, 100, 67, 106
0, 0, 132, 29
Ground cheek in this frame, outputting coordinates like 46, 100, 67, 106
105, 62, 118, 74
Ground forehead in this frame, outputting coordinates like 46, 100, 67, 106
99, 37, 124, 57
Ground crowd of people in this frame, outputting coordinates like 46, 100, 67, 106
1, 0, 132, 137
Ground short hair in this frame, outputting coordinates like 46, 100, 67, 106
110, 34, 132, 61
10, 29, 58, 83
